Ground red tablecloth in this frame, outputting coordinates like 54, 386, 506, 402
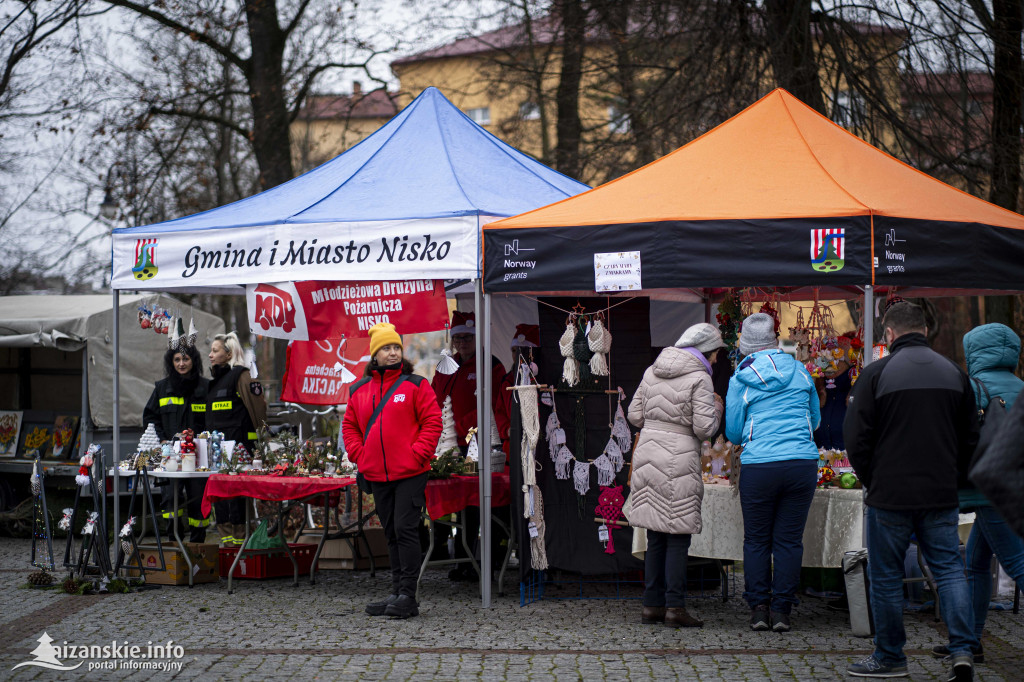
201, 472, 510, 520
424, 472, 511, 520
201, 474, 356, 516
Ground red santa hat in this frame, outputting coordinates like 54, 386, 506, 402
510, 323, 540, 348
450, 310, 476, 336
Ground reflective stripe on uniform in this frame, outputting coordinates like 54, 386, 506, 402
188, 517, 211, 528
159, 396, 184, 407
191, 404, 206, 412
161, 509, 185, 519
247, 432, 258, 441
212, 401, 232, 410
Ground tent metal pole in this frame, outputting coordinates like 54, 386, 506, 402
473, 279, 488, 607
112, 288, 120, 560
863, 285, 874, 367
704, 295, 712, 324
481, 291, 493, 607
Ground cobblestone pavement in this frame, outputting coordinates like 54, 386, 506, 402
1, 537, 1021, 680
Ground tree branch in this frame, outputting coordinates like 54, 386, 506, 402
147, 105, 250, 140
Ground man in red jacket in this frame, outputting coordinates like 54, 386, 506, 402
430, 310, 510, 580
343, 322, 441, 618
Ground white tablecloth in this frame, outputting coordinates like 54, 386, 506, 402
688, 484, 865, 568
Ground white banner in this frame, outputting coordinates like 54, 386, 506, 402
111, 217, 479, 289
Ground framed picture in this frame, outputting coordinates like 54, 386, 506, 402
19, 424, 50, 459
46, 416, 80, 461
0, 411, 23, 458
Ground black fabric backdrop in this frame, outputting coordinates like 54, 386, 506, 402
510, 296, 652, 575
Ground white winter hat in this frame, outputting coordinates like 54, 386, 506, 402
674, 323, 726, 353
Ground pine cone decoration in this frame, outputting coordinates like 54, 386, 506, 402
28, 570, 54, 586
121, 539, 133, 558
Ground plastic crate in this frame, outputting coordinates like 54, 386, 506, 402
218, 543, 318, 579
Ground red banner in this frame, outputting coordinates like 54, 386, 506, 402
280, 337, 371, 405
247, 279, 449, 341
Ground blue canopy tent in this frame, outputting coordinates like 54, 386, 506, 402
109, 87, 589, 605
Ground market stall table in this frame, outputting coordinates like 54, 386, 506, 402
152, 470, 216, 587
202, 474, 359, 593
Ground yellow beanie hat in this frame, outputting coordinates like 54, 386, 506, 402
368, 322, 403, 358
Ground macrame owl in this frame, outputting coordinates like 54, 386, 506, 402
595, 485, 625, 555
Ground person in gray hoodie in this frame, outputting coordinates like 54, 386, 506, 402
629, 323, 725, 628
725, 313, 821, 633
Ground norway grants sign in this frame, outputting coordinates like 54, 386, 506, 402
280, 337, 371, 405
246, 279, 448, 341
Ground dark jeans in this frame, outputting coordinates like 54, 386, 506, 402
866, 506, 976, 666
738, 459, 817, 614
643, 531, 692, 608
372, 473, 428, 599
965, 505, 1024, 640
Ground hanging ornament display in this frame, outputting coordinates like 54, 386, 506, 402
587, 317, 612, 376
137, 303, 153, 330
593, 453, 615, 487
559, 322, 580, 386
788, 308, 812, 362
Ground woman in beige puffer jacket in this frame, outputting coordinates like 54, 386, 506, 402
628, 322, 724, 628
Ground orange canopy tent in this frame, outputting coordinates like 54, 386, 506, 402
482, 88, 1024, 296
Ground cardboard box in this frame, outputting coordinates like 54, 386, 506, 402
296, 527, 390, 570
127, 543, 220, 585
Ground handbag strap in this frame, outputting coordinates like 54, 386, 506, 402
363, 374, 410, 444
971, 377, 992, 413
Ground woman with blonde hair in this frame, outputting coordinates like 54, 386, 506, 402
207, 331, 267, 546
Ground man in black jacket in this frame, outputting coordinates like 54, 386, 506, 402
844, 302, 979, 681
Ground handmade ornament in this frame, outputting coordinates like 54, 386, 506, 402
435, 348, 459, 376
572, 459, 591, 495
137, 423, 160, 452
31, 459, 41, 496
82, 511, 100, 535
464, 427, 479, 462
137, 303, 153, 330
593, 453, 615, 487
76, 449, 95, 487
611, 394, 632, 454
519, 385, 540, 516
119, 516, 136, 557
187, 317, 198, 347
530, 486, 549, 570
58, 508, 73, 532
553, 445, 573, 480
595, 485, 625, 555
435, 396, 459, 457
587, 318, 612, 376
559, 323, 580, 386
603, 438, 624, 474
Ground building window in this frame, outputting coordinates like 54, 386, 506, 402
832, 90, 866, 128
467, 107, 491, 125
519, 101, 541, 120
608, 104, 631, 134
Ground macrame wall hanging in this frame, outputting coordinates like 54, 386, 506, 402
529, 486, 549, 570
587, 316, 612, 376
595, 485, 625, 555
559, 323, 579, 386
519, 385, 540, 517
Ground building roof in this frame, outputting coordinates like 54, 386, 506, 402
297, 88, 399, 121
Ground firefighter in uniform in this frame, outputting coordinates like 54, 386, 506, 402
142, 331, 211, 542
207, 331, 267, 546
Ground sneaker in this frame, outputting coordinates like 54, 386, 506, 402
847, 655, 909, 678
384, 594, 419, 619
749, 605, 770, 631
641, 606, 665, 624
365, 594, 399, 616
931, 644, 984, 664
770, 610, 790, 632
948, 654, 973, 682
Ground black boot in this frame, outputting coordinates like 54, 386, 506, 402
366, 594, 399, 616
384, 594, 419, 619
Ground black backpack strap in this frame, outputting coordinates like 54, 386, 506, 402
971, 377, 992, 410
362, 375, 410, 444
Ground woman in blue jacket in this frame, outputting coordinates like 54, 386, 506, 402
725, 313, 821, 633
932, 323, 1024, 662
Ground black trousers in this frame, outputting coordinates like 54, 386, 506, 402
160, 479, 212, 543
214, 499, 246, 527
371, 472, 428, 599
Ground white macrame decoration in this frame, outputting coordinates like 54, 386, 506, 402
545, 410, 560, 449
554, 445, 573, 480
587, 319, 612, 376
572, 459, 591, 495
593, 453, 616, 487
435, 348, 459, 375
520, 386, 540, 517
435, 396, 459, 456
604, 438, 624, 474
611, 400, 632, 454
559, 323, 579, 386
530, 486, 549, 570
